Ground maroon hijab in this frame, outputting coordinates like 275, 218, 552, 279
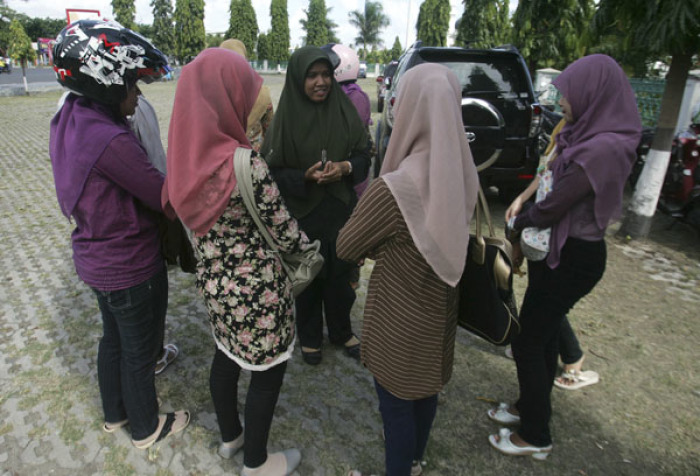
162, 48, 262, 235
548, 54, 641, 268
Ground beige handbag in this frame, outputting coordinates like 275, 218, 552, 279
233, 148, 324, 297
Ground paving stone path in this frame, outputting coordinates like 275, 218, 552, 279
2, 83, 699, 475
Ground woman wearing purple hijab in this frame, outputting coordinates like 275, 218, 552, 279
487, 54, 642, 458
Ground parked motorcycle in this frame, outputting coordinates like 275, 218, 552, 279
632, 123, 700, 234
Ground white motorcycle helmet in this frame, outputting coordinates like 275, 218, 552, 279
329, 44, 360, 83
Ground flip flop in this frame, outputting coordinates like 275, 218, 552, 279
488, 428, 552, 460
554, 369, 599, 390
103, 419, 128, 433
132, 410, 190, 449
155, 343, 179, 375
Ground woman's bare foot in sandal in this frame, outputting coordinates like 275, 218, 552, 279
562, 355, 584, 374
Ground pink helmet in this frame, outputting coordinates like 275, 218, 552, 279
331, 44, 360, 83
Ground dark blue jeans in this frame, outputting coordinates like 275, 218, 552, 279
375, 379, 438, 476
512, 238, 606, 447
93, 267, 167, 440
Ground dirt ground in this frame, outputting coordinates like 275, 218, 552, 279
1, 76, 698, 475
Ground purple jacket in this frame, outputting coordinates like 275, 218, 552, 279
341, 82, 371, 126
50, 95, 165, 290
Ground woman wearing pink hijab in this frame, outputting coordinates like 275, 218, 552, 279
337, 63, 479, 476
163, 48, 307, 476
488, 54, 642, 459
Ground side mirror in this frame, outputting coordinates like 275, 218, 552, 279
385, 77, 392, 88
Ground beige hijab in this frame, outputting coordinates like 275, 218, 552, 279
220, 39, 272, 130
380, 63, 479, 286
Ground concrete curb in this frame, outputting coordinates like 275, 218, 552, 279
0, 82, 63, 97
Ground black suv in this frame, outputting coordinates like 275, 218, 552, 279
374, 43, 543, 201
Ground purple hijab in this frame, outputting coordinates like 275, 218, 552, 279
548, 54, 641, 268
50, 94, 132, 219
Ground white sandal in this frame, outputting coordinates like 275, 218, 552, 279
487, 402, 520, 425
488, 428, 552, 460
554, 369, 599, 390
155, 343, 179, 375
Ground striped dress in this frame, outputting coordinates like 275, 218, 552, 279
337, 178, 458, 400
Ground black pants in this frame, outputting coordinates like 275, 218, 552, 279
512, 238, 606, 447
209, 348, 287, 468
559, 317, 583, 365
295, 265, 356, 348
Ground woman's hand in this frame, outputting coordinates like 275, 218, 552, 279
304, 161, 325, 182
505, 196, 524, 222
317, 161, 350, 184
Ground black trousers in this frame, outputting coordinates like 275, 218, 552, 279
295, 263, 356, 348
559, 317, 583, 365
209, 348, 287, 468
512, 238, 606, 447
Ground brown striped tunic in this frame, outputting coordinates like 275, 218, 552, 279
337, 178, 458, 400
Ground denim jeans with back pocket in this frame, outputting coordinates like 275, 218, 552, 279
92, 267, 167, 440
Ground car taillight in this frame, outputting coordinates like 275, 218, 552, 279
529, 104, 542, 138
390, 96, 395, 107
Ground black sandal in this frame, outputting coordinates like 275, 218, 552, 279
132, 410, 190, 449
301, 349, 322, 365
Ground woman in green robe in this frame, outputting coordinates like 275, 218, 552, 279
261, 46, 370, 366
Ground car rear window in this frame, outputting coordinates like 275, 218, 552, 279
408, 53, 530, 98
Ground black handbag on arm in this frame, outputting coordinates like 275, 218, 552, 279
458, 186, 520, 346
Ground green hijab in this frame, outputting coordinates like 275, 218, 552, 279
262, 46, 368, 218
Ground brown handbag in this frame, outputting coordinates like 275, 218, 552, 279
458, 186, 520, 346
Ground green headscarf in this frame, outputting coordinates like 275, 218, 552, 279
262, 46, 368, 218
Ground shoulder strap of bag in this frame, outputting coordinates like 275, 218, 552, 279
233, 148, 292, 276
471, 184, 498, 266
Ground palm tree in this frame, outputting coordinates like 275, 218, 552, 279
348, 1, 390, 59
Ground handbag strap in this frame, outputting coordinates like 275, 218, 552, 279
233, 148, 292, 276
474, 184, 496, 240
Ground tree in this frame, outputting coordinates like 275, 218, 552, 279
511, 0, 594, 72
269, 0, 290, 63
324, 7, 340, 44
226, 0, 259, 58
456, 0, 511, 48
257, 32, 270, 61
8, 19, 36, 95
112, 0, 136, 29
0, 0, 17, 50
348, 1, 390, 60
20, 17, 66, 40
593, 0, 700, 238
390, 36, 402, 60
206, 32, 224, 48
151, 0, 175, 57
174, 0, 205, 63
415, 0, 451, 47
301, 0, 333, 47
